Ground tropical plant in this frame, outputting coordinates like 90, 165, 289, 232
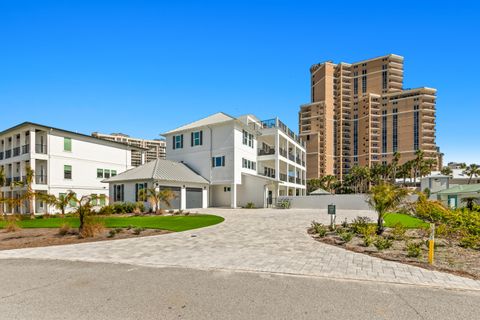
138, 188, 176, 214
367, 182, 409, 235
0, 167, 5, 218
390, 152, 401, 183
463, 164, 480, 184
67, 192, 98, 233
461, 196, 480, 211
23, 166, 36, 218
440, 166, 453, 176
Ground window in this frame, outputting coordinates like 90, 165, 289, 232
242, 158, 256, 170
224, 186, 231, 192
97, 169, 104, 178
362, 74, 367, 94
212, 156, 225, 167
414, 105, 419, 151
392, 108, 398, 152
242, 130, 254, 148
191, 131, 203, 146
382, 70, 388, 90
104, 169, 111, 179
173, 134, 184, 149
91, 194, 98, 206
111, 170, 117, 177
113, 184, 124, 202
64, 165, 72, 179
382, 110, 387, 154
135, 183, 148, 202
353, 72, 358, 95
64, 138, 72, 152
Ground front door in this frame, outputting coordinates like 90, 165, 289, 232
448, 195, 458, 209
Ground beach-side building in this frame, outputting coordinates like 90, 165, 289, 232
0, 122, 141, 214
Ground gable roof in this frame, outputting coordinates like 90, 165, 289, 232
436, 184, 480, 195
163, 112, 235, 135
310, 188, 331, 195
104, 159, 209, 184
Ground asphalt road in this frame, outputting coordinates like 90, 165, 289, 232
0, 259, 479, 320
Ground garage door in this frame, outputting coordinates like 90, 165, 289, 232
160, 186, 181, 210
186, 188, 203, 209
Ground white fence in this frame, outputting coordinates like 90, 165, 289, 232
278, 194, 371, 210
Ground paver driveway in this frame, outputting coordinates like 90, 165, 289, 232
0, 208, 479, 290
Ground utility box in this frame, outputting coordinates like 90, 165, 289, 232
328, 204, 336, 215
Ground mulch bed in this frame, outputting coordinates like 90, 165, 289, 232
309, 228, 480, 280
0, 228, 171, 251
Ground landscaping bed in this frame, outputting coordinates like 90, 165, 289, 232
0, 214, 224, 250
309, 214, 480, 280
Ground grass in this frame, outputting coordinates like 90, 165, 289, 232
0, 215, 224, 232
384, 213, 429, 229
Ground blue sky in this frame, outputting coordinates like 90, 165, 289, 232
1, 0, 479, 164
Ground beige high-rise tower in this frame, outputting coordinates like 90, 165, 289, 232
299, 54, 440, 181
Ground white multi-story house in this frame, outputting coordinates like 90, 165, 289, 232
163, 112, 306, 208
0, 122, 141, 214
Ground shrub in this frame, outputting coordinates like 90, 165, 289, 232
459, 235, 480, 250
374, 237, 393, 250
98, 205, 115, 215
391, 223, 406, 240
363, 235, 375, 247
406, 241, 422, 258
107, 229, 116, 238
311, 221, 328, 237
135, 202, 145, 213
341, 218, 348, 228
245, 202, 255, 209
351, 216, 373, 234
277, 199, 291, 209
58, 223, 71, 236
80, 219, 105, 238
115, 228, 123, 233
133, 227, 145, 235
415, 195, 450, 223
4, 219, 20, 233
337, 230, 354, 243
357, 224, 377, 247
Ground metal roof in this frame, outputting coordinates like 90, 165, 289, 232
310, 188, 331, 195
436, 184, 480, 195
104, 159, 209, 184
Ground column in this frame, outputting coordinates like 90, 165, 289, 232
202, 187, 208, 209
180, 186, 186, 210
275, 134, 280, 180
230, 184, 237, 209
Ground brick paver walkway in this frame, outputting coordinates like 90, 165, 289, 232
0, 208, 479, 290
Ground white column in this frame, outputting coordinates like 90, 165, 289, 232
141, 152, 146, 165
230, 184, 237, 209
202, 187, 208, 209
275, 134, 280, 180
180, 186, 186, 210
29, 130, 35, 154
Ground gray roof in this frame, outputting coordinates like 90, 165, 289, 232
163, 112, 235, 135
310, 188, 331, 195
104, 159, 209, 184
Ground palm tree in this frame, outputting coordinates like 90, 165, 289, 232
390, 152, 401, 183
424, 158, 437, 173
367, 182, 410, 235
22, 166, 36, 218
461, 196, 479, 211
440, 166, 453, 176
138, 187, 176, 214
413, 150, 424, 183
322, 175, 337, 193
463, 164, 480, 184
55, 193, 74, 217
67, 192, 98, 232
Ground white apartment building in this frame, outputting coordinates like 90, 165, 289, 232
0, 122, 140, 214
163, 113, 306, 208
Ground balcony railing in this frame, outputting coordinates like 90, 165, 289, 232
22, 144, 30, 154
5, 178, 12, 186
280, 173, 287, 182
36, 144, 47, 154
35, 175, 48, 185
288, 176, 295, 183
279, 148, 287, 158
13, 147, 20, 157
0, 152, 3, 160
5, 150, 11, 159
258, 149, 275, 156
288, 154, 295, 162
260, 118, 305, 147
296, 178, 302, 185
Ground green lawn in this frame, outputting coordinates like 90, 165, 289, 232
384, 213, 429, 229
0, 215, 224, 232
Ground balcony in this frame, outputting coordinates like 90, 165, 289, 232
288, 154, 295, 162
0, 152, 3, 160
279, 148, 287, 158
261, 118, 305, 147
280, 173, 287, 182
5, 178, 12, 186
296, 178, 302, 185
258, 148, 275, 156
36, 144, 47, 154
22, 144, 30, 154
35, 174, 48, 185
13, 147, 20, 157
5, 150, 11, 159
288, 176, 295, 183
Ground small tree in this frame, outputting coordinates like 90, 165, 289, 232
463, 164, 480, 184
367, 182, 409, 235
461, 196, 479, 211
67, 192, 98, 232
138, 187, 176, 214
55, 193, 74, 217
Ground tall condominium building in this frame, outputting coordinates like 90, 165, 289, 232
92, 132, 166, 167
299, 54, 440, 181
